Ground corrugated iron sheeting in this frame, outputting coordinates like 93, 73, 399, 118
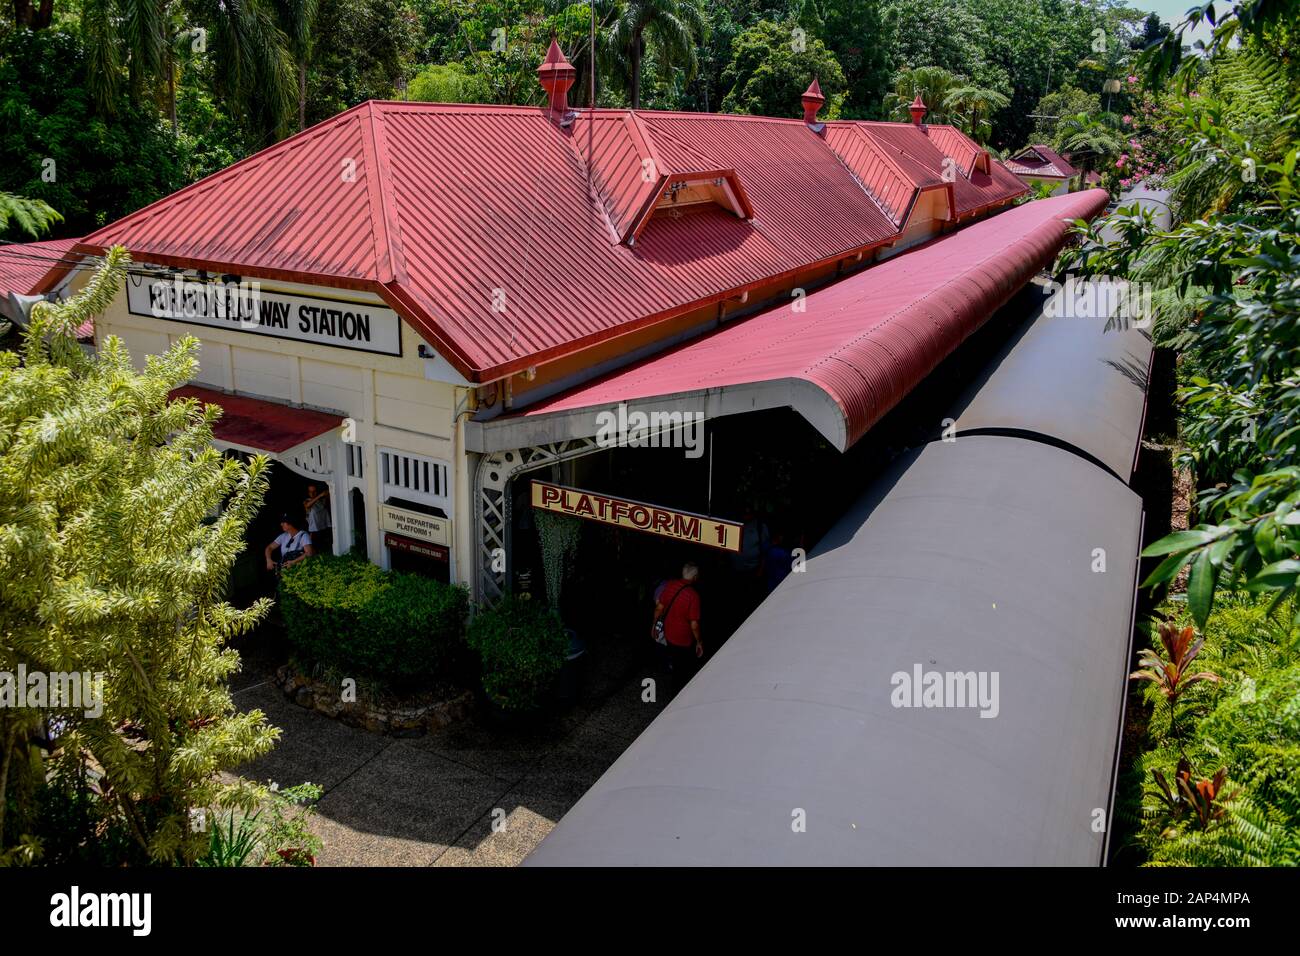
823, 124, 920, 225
82, 107, 380, 280
523, 189, 1109, 449
858, 122, 1027, 216
53, 101, 1035, 381
0, 238, 79, 296
925, 124, 983, 175
1007, 145, 1079, 179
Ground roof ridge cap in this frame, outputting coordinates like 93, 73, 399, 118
626, 110, 666, 176
361, 102, 406, 285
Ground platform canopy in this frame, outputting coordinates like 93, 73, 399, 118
467, 189, 1109, 455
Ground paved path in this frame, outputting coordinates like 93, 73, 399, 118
230, 639, 664, 866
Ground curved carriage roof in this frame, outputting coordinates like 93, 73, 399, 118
525, 434, 1143, 866
952, 280, 1153, 481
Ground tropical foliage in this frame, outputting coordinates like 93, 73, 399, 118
278, 552, 470, 686
2, 0, 1164, 242
1069, 0, 1300, 867
719, 18, 844, 119
1118, 596, 1300, 866
466, 594, 568, 712
886, 65, 1008, 143
0, 248, 279, 865
0, 190, 60, 238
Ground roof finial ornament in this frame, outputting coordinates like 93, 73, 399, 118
909, 93, 928, 127
538, 38, 578, 122
802, 77, 826, 125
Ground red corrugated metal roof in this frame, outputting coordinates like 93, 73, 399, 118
850, 123, 1028, 219
0, 238, 96, 338
171, 384, 343, 452
0, 238, 79, 296
924, 125, 986, 176
822, 123, 939, 226
37, 100, 1026, 383
518, 190, 1108, 450
1006, 145, 1079, 180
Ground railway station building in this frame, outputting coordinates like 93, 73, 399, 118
15, 42, 1108, 636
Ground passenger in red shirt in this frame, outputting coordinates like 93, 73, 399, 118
651, 563, 703, 697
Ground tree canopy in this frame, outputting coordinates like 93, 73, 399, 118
1, 0, 1167, 242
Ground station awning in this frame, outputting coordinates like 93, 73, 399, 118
171, 385, 343, 454
466, 189, 1109, 454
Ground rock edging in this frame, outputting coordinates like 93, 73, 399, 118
274, 665, 474, 737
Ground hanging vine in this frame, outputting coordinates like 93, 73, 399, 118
535, 510, 582, 611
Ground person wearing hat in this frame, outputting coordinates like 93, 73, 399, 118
264, 514, 315, 573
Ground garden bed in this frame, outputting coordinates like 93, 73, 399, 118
274, 664, 474, 737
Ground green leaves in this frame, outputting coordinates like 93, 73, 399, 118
1141, 528, 1228, 630
1124, 592, 1300, 866
466, 594, 568, 712
720, 18, 846, 118
0, 249, 278, 864
1141, 468, 1300, 627
1142, 528, 1219, 556
1187, 549, 1218, 629
278, 553, 469, 684
0, 191, 62, 238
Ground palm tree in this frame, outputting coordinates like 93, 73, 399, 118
942, 85, 1010, 144
887, 66, 959, 125
81, 0, 165, 114
605, 0, 707, 109
11, 0, 54, 29
274, 0, 320, 131
1056, 111, 1124, 184
0, 193, 61, 238
82, 0, 297, 142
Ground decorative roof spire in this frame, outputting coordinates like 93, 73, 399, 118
538, 39, 577, 118
802, 78, 826, 124
909, 93, 928, 127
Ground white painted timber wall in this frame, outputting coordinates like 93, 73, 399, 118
92, 271, 473, 587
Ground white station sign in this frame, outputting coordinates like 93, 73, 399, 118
126, 276, 403, 356
379, 504, 452, 547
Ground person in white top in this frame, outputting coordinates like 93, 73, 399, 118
264, 515, 314, 573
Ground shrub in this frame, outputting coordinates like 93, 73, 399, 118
466, 595, 568, 712
196, 781, 323, 867
1116, 594, 1300, 866
278, 554, 468, 686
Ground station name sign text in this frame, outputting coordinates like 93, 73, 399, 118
127, 277, 402, 356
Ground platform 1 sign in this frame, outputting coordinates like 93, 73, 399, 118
531, 481, 742, 553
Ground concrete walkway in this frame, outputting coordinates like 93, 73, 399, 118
230, 638, 664, 866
